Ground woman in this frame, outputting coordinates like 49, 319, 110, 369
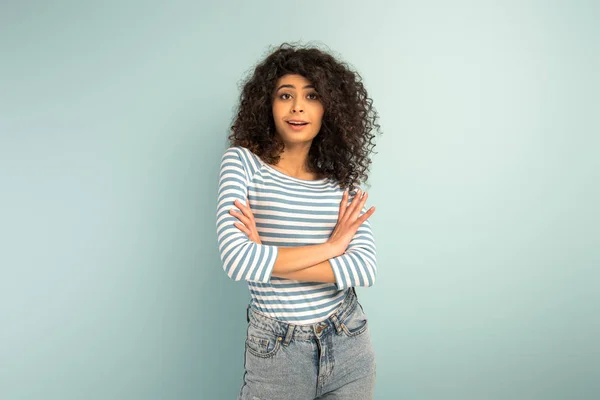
216, 43, 381, 399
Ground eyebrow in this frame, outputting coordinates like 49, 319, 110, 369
275, 84, 315, 92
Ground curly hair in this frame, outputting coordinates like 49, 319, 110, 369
229, 43, 381, 191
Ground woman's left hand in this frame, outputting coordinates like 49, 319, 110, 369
229, 198, 262, 244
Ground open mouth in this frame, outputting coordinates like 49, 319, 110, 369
287, 121, 309, 126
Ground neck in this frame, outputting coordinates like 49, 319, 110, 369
272, 143, 319, 179
279, 147, 310, 174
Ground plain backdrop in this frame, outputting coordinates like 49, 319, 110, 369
1, 0, 598, 399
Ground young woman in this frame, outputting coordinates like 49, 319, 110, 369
216, 43, 381, 399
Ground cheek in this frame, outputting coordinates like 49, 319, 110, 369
272, 105, 285, 125
271, 104, 280, 119
309, 102, 324, 119
314, 107, 325, 125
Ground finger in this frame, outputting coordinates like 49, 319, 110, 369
233, 199, 249, 216
338, 190, 349, 219
349, 190, 367, 219
350, 193, 370, 224
235, 222, 261, 244
233, 221, 251, 235
360, 191, 369, 207
249, 233, 261, 244
356, 206, 376, 224
356, 192, 370, 218
342, 189, 360, 219
237, 198, 256, 221
230, 209, 251, 226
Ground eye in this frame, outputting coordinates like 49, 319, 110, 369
307, 93, 319, 100
279, 93, 292, 100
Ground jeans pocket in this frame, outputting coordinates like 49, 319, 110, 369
341, 302, 369, 337
245, 324, 281, 358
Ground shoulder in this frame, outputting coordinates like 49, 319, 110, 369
220, 146, 265, 179
221, 146, 244, 159
222, 146, 263, 162
219, 147, 247, 175
220, 146, 251, 166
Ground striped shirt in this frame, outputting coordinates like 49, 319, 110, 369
216, 146, 377, 324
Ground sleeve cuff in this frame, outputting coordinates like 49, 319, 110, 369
258, 245, 278, 283
329, 257, 348, 290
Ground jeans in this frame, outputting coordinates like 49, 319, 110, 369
238, 288, 376, 400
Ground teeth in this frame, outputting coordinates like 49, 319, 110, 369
288, 121, 306, 125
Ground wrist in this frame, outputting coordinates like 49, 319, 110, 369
323, 241, 342, 259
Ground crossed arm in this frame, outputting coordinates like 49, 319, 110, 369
216, 148, 376, 288
229, 193, 374, 284
274, 260, 336, 282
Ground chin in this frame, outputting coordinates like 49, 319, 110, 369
278, 132, 317, 144
282, 139, 313, 148
285, 134, 317, 142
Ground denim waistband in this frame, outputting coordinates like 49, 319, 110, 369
246, 288, 359, 345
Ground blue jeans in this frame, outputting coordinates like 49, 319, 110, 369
238, 288, 376, 400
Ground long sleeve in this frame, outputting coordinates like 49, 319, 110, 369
216, 147, 279, 283
328, 207, 377, 290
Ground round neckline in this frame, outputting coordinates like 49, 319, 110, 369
262, 162, 329, 184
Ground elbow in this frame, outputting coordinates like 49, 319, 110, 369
352, 246, 377, 287
369, 270, 377, 287
219, 240, 249, 282
223, 262, 245, 282
365, 259, 378, 287
225, 268, 242, 282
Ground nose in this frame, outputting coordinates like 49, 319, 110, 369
291, 97, 304, 113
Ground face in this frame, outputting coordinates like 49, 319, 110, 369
272, 74, 324, 147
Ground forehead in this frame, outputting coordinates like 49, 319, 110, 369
275, 74, 314, 88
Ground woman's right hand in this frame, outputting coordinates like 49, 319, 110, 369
327, 188, 376, 257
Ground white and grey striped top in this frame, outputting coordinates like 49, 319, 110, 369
216, 146, 377, 324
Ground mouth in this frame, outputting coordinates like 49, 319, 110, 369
286, 120, 309, 130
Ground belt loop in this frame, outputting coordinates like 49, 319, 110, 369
283, 323, 295, 346
329, 313, 343, 335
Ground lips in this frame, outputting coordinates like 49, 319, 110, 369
286, 120, 309, 126
286, 120, 309, 131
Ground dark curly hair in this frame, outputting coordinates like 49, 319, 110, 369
229, 43, 381, 190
